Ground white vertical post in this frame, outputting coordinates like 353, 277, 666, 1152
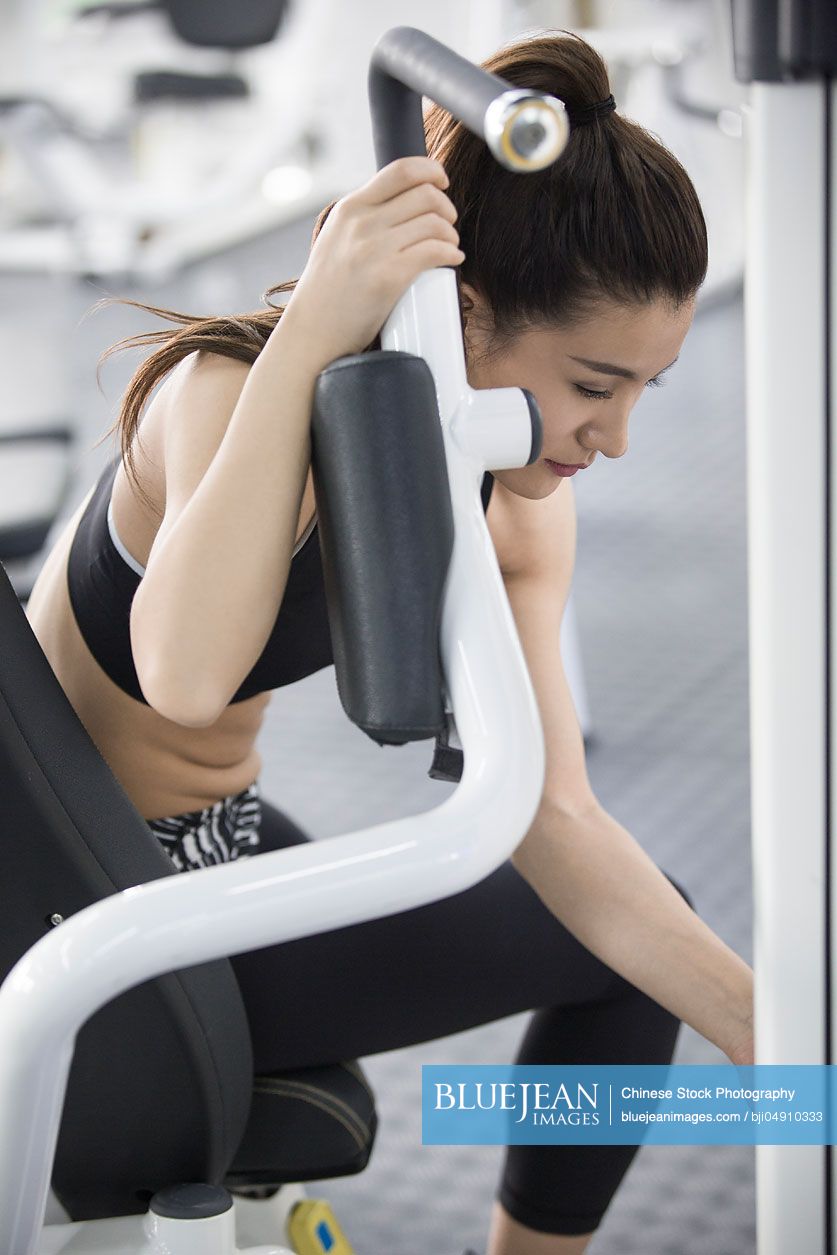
745, 79, 830, 1253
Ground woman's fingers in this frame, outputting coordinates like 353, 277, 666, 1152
388, 211, 461, 254
376, 180, 458, 229
350, 155, 450, 207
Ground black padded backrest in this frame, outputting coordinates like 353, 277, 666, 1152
0, 563, 254, 1221
162, 0, 290, 48
311, 350, 455, 746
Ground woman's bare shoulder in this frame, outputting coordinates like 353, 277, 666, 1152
152, 350, 255, 476
112, 349, 257, 537
185, 347, 255, 376
162, 348, 254, 408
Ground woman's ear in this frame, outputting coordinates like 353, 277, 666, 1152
459, 281, 479, 328
458, 281, 494, 368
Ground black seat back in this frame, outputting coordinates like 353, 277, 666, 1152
162, 0, 290, 48
0, 563, 254, 1220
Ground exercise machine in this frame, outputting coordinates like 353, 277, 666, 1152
0, 24, 572, 1255
0, 0, 329, 278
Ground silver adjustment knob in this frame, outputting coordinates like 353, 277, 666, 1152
484, 89, 570, 172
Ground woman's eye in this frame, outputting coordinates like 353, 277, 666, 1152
574, 377, 666, 400
575, 384, 612, 401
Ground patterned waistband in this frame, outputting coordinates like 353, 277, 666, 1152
146, 781, 262, 873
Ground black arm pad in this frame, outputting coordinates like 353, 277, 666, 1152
310, 350, 454, 746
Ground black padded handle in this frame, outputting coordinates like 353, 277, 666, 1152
368, 25, 570, 176
368, 25, 515, 168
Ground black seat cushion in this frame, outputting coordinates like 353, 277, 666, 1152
225, 1060, 377, 1188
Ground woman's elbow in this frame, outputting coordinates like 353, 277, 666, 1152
136, 660, 226, 728
130, 606, 227, 727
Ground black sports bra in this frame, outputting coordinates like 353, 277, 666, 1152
67, 453, 495, 705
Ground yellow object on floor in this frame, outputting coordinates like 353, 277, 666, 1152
287, 1198, 356, 1254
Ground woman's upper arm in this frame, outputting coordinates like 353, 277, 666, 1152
143, 351, 253, 571
129, 351, 253, 720
487, 478, 599, 819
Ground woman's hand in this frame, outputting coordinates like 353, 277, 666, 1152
725, 1010, 755, 1067
285, 156, 464, 366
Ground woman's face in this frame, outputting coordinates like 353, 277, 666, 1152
461, 286, 695, 499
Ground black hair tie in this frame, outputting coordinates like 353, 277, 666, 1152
566, 94, 617, 126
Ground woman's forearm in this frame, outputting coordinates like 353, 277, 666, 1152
511, 798, 754, 1064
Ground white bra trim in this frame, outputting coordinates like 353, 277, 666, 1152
107, 492, 318, 579
107, 495, 147, 577
293, 510, 318, 554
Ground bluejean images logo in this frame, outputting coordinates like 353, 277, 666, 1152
434, 1078, 601, 1127
422, 1064, 837, 1145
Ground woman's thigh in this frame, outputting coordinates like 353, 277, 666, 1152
229, 798, 694, 1075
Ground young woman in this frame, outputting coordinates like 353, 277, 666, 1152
25, 30, 753, 1255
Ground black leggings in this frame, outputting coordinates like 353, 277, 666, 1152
204, 795, 696, 1237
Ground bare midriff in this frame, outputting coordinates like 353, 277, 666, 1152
25, 381, 316, 823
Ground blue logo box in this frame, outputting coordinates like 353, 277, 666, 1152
421, 1064, 837, 1145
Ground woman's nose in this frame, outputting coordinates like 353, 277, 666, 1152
583, 410, 630, 460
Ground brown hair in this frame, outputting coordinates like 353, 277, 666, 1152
97, 28, 707, 511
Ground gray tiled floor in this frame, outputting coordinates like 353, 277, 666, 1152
2, 213, 754, 1252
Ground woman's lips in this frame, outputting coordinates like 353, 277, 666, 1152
544, 459, 587, 476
